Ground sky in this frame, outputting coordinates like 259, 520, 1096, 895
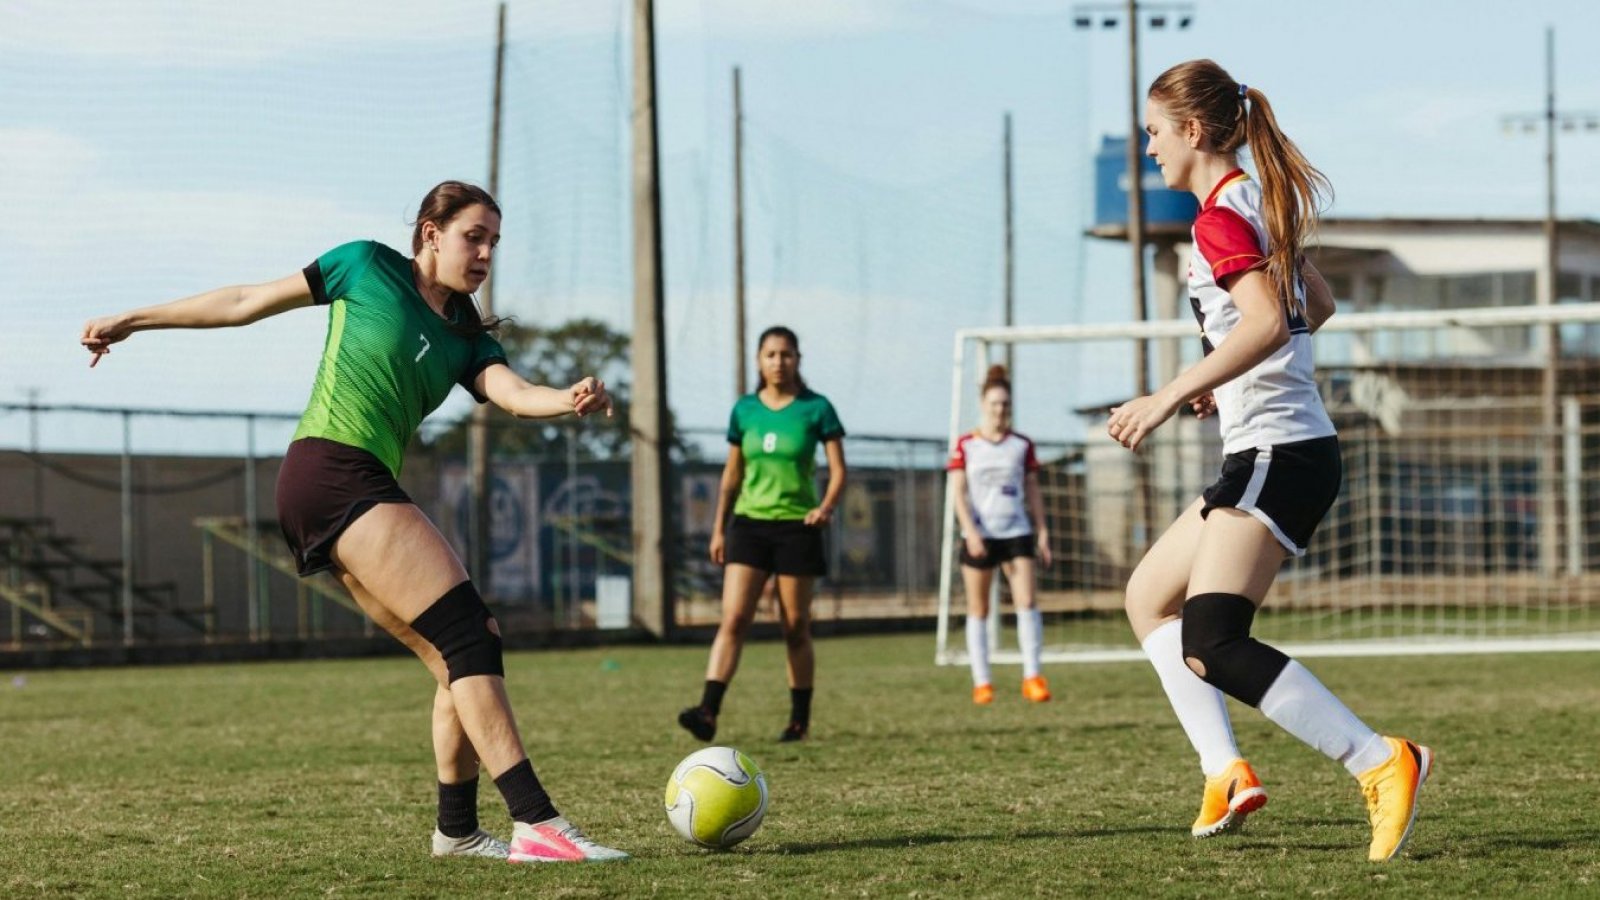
4, 0, 1600, 456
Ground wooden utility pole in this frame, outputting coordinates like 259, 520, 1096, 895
631, 0, 673, 637
732, 65, 748, 400
469, 1, 507, 589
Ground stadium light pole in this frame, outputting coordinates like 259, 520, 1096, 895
1500, 25, 1599, 576
1074, 1, 1193, 551
1073, 1, 1194, 399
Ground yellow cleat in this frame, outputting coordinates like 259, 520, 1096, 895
1021, 675, 1052, 703
1359, 736, 1433, 862
972, 683, 995, 705
1191, 758, 1267, 838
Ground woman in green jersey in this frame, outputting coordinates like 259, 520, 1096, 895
80, 182, 627, 864
678, 326, 847, 743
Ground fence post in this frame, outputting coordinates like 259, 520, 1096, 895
244, 415, 260, 641
1564, 396, 1583, 576
121, 410, 135, 646
202, 528, 215, 642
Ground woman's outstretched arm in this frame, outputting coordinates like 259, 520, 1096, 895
80, 271, 315, 365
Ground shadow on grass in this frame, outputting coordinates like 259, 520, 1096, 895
1409, 828, 1600, 858
767, 825, 1174, 856
826, 720, 1151, 744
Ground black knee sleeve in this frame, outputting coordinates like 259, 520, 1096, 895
1181, 592, 1289, 707
410, 581, 504, 683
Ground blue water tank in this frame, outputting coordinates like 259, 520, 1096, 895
1094, 135, 1198, 230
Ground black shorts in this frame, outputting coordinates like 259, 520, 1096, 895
1201, 435, 1341, 557
276, 437, 413, 577
723, 515, 827, 577
959, 533, 1036, 570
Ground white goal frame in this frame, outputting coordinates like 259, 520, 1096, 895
935, 302, 1600, 665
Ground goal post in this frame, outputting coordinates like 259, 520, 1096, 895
936, 302, 1600, 665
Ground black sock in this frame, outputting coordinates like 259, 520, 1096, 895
789, 687, 813, 728
700, 680, 728, 716
493, 759, 559, 825
437, 777, 480, 839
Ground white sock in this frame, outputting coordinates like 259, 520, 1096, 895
966, 616, 991, 687
1017, 607, 1043, 678
1257, 660, 1391, 776
1141, 619, 1240, 777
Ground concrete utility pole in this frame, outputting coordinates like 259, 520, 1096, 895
1501, 26, 1599, 576
1002, 112, 1015, 378
631, 0, 673, 637
732, 65, 748, 401
469, 1, 507, 590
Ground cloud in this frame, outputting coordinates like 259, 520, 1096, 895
2, 0, 923, 68
1, 0, 501, 65
0, 127, 101, 190
3, 183, 405, 277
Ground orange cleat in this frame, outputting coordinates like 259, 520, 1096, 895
1191, 758, 1267, 837
972, 683, 995, 705
1359, 736, 1433, 862
1021, 675, 1052, 703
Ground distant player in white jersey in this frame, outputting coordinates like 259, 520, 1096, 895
1106, 60, 1431, 862
947, 365, 1053, 705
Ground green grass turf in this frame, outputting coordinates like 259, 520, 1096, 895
3, 633, 1599, 898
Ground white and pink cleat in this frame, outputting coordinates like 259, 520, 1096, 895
508, 817, 630, 863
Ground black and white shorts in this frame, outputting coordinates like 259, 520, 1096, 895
1201, 435, 1341, 557
958, 533, 1036, 570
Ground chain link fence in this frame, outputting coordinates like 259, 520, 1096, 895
0, 403, 1005, 653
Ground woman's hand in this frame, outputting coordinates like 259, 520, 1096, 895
804, 505, 834, 527
80, 314, 134, 367
1035, 533, 1053, 568
1107, 390, 1182, 451
709, 530, 726, 565
964, 533, 988, 562
1189, 391, 1217, 420
569, 377, 613, 418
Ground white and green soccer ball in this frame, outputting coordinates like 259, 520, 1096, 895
663, 746, 769, 849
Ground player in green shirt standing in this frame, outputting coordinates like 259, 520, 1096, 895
678, 326, 848, 743
80, 182, 627, 864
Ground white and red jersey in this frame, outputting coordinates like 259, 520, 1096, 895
947, 430, 1040, 540
1188, 169, 1336, 454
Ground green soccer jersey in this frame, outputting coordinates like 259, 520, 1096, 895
292, 241, 507, 477
728, 390, 846, 521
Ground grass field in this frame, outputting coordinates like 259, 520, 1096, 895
4, 633, 1599, 898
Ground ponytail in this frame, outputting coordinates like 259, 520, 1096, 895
981, 364, 1011, 397
1240, 87, 1331, 310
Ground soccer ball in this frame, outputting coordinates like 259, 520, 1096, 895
663, 746, 769, 849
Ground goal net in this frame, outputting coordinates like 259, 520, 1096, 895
935, 302, 1600, 664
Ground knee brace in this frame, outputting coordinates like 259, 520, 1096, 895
410, 581, 504, 683
1181, 592, 1289, 707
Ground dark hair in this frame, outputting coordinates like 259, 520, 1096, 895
1148, 60, 1331, 312
752, 325, 808, 393
411, 180, 507, 339
981, 364, 1011, 397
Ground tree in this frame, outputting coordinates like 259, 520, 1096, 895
427, 317, 695, 461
